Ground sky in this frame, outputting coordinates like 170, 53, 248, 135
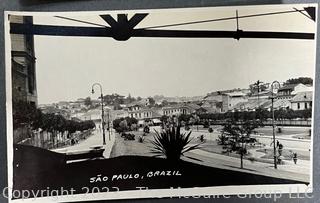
29, 4, 316, 104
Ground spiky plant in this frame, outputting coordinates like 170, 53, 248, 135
150, 126, 201, 161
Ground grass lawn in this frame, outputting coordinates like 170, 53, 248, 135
13, 144, 305, 200
256, 148, 310, 160
110, 130, 296, 164
255, 126, 310, 137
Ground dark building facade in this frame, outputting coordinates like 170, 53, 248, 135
10, 15, 37, 106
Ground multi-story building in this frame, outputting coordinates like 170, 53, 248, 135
128, 107, 161, 120
11, 15, 37, 106
277, 83, 312, 100
290, 91, 313, 111
162, 103, 200, 116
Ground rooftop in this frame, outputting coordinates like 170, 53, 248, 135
291, 91, 313, 102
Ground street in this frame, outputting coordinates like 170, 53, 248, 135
52, 129, 116, 158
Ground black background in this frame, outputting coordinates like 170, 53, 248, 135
0, 0, 319, 203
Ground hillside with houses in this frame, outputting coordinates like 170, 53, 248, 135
38, 78, 313, 127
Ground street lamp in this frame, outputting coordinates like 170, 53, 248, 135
269, 80, 281, 169
91, 83, 106, 145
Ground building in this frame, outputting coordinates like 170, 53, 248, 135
277, 83, 312, 99
128, 107, 161, 120
200, 100, 223, 113
162, 103, 200, 116
232, 98, 269, 111
203, 91, 224, 103
112, 109, 129, 119
290, 91, 313, 111
221, 91, 248, 112
11, 15, 37, 105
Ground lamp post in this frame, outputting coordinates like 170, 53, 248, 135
270, 80, 281, 169
107, 110, 111, 141
91, 83, 106, 145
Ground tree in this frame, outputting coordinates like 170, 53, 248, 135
84, 97, 92, 107
249, 80, 268, 95
125, 93, 136, 104
285, 77, 313, 85
113, 117, 138, 132
148, 97, 156, 106
178, 114, 192, 124
119, 120, 128, 132
160, 115, 169, 125
103, 93, 125, 105
255, 107, 269, 121
161, 100, 169, 106
220, 120, 260, 168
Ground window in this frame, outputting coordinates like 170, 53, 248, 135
305, 102, 308, 109
297, 103, 300, 110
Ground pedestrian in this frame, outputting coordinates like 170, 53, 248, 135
278, 143, 283, 156
293, 152, 298, 164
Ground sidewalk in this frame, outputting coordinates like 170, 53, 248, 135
251, 134, 311, 143
52, 129, 115, 158
186, 149, 310, 182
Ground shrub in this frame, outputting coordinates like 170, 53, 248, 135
203, 121, 210, 128
121, 132, 135, 140
208, 127, 213, 133
217, 134, 228, 145
248, 157, 255, 163
131, 123, 138, 131
150, 126, 201, 161
185, 125, 190, 131
143, 125, 150, 133
113, 117, 138, 133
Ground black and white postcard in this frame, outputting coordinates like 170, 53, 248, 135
4, 4, 317, 202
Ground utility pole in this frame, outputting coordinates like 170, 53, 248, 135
270, 81, 281, 169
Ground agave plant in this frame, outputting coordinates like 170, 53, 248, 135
150, 126, 202, 161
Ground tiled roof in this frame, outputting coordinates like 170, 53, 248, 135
291, 91, 313, 102
263, 99, 291, 109
185, 103, 201, 110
